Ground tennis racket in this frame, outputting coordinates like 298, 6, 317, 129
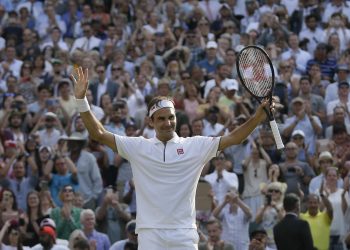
236, 45, 284, 149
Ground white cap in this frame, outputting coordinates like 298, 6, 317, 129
235, 45, 244, 53
45, 112, 57, 118
206, 41, 218, 49
222, 79, 239, 91
246, 22, 259, 33
291, 129, 305, 138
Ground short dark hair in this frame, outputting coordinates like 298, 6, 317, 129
283, 193, 300, 212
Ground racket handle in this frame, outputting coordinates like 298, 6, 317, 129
269, 120, 284, 149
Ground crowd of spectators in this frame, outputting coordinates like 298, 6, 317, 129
0, 0, 350, 249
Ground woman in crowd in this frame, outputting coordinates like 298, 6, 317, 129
255, 182, 286, 249
20, 191, 43, 247
50, 185, 82, 240
0, 189, 20, 228
0, 220, 30, 250
322, 167, 349, 250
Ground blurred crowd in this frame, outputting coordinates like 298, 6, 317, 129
0, 0, 350, 249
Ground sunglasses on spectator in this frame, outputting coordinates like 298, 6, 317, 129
112, 68, 122, 71
292, 136, 303, 140
216, 156, 225, 160
268, 189, 281, 193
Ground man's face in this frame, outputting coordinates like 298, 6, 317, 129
45, 117, 55, 129
10, 115, 22, 128
252, 232, 268, 246
13, 162, 25, 178
82, 213, 95, 231
307, 195, 319, 213
207, 223, 221, 243
150, 108, 176, 141
191, 120, 203, 136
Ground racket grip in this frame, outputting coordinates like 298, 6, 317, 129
269, 120, 284, 149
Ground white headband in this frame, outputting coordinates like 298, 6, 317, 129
149, 100, 175, 117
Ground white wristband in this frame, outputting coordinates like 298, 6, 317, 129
76, 97, 90, 113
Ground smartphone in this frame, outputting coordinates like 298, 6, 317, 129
266, 194, 272, 205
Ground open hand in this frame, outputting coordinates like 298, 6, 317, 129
71, 67, 89, 99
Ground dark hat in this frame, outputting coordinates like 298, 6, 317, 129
338, 81, 349, 88
250, 226, 267, 239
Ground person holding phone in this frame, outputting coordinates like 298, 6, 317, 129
255, 182, 285, 249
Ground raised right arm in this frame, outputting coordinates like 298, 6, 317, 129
71, 67, 117, 151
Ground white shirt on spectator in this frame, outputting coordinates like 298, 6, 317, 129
198, 1, 222, 22
204, 169, 238, 204
70, 36, 101, 53
35, 14, 66, 40
41, 39, 70, 52
299, 27, 326, 55
326, 27, 350, 52
326, 99, 350, 126
323, 2, 350, 23
203, 119, 224, 137
280, 48, 312, 73
37, 128, 62, 148
0, 59, 23, 79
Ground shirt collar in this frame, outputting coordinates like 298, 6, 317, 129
150, 133, 181, 144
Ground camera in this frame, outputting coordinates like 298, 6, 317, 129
266, 194, 272, 205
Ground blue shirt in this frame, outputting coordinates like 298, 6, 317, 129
85, 230, 110, 250
50, 173, 78, 207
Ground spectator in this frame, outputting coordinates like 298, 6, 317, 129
327, 81, 350, 128
248, 226, 274, 250
309, 151, 343, 194
0, 155, 38, 211
273, 193, 314, 250
198, 219, 234, 250
21, 191, 43, 247
325, 64, 350, 106
198, 41, 223, 75
122, 179, 137, 218
255, 182, 286, 249
50, 185, 82, 240
70, 22, 101, 53
31, 218, 69, 250
241, 143, 271, 217
63, 133, 103, 209
299, 14, 326, 55
80, 209, 110, 250
0, 219, 31, 250
325, 106, 350, 139
282, 97, 322, 155
109, 220, 138, 250
45, 153, 78, 207
0, 188, 19, 227
300, 193, 333, 250
212, 189, 252, 250
96, 187, 131, 244
204, 152, 238, 204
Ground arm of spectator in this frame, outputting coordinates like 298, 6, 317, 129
123, 180, 135, 204
237, 196, 253, 220
282, 117, 299, 138
65, 156, 78, 181
309, 115, 322, 136
0, 220, 10, 243
258, 144, 272, 166
0, 110, 11, 130
255, 205, 267, 224
43, 159, 54, 181
162, 45, 180, 61
111, 202, 131, 222
212, 195, 228, 219
29, 115, 46, 135
0, 140, 4, 156
0, 155, 16, 178
90, 157, 103, 199
341, 177, 349, 214
95, 195, 109, 222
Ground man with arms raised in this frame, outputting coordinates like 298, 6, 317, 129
71, 67, 273, 249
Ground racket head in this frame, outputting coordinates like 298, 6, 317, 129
236, 45, 275, 100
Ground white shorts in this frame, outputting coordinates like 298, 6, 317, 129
138, 228, 199, 250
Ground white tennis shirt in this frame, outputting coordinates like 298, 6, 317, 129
114, 133, 220, 232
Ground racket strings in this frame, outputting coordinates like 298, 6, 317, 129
239, 49, 273, 98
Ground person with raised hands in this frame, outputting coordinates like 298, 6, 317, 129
71, 66, 274, 249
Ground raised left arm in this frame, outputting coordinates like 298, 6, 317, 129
219, 100, 269, 151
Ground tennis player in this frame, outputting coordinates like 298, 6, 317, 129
71, 67, 274, 250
